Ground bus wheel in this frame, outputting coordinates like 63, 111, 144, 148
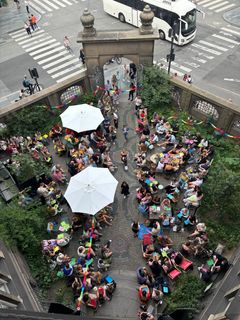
119, 13, 125, 23
159, 30, 165, 40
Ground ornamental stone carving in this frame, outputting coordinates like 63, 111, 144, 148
139, 5, 154, 35
80, 8, 96, 36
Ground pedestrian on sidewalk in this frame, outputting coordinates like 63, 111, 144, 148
122, 125, 129, 141
25, 0, 30, 14
128, 82, 136, 101
131, 221, 140, 237
121, 181, 130, 199
24, 22, 32, 37
113, 111, 118, 129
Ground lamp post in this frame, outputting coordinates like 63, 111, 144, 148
167, 22, 177, 75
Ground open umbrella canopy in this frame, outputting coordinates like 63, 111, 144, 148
60, 104, 104, 133
64, 167, 118, 215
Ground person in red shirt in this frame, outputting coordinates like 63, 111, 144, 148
31, 14, 38, 30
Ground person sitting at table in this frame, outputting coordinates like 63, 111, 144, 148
210, 254, 229, 273
188, 175, 204, 188
163, 162, 179, 173
74, 263, 86, 278
97, 285, 110, 305
63, 263, 74, 277
141, 193, 152, 205
177, 207, 190, 221
156, 235, 173, 248
136, 187, 147, 202
135, 153, 147, 168
148, 257, 162, 277
138, 284, 151, 305
72, 277, 82, 300
183, 190, 203, 207
160, 198, 171, 215
77, 246, 96, 259
143, 244, 155, 259
151, 195, 161, 206
151, 221, 161, 238
156, 159, 164, 173
82, 292, 98, 310
97, 209, 113, 226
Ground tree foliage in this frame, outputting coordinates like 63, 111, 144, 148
141, 66, 172, 115
8, 153, 50, 185
166, 274, 205, 313
0, 200, 54, 289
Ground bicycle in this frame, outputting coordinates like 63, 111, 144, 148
24, 83, 43, 95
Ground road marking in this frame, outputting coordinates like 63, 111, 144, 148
22, 35, 52, 48
224, 78, 240, 83
25, 39, 56, 51
41, 0, 59, 10
51, 0, 66, 7
184, 62, 200, 68
9, 29, 26, 36
56, 69, 85, 83
221, 27, 240, 36
12, 29, 44, 41
191, 43, 222, 55
203, 0, 222, 8
18, 33, 46, 45
192, 57, 207, 63
38, 51, 68, 64
33, 46, 64, 60
47, 58, 79, 74
52, 64, 82, 78
29, 2, 46, 14
61, 0, 73, 5
215, 3, 235, 12
212, 34, 240, 45
198, 0, 211, 5
160, 58, 192, 73
29, 42, 61, 56
42, 54, 74, 69
188, 47, 214, 59
33, 0, 53, 11
199, 40, 228, 52
209, 1, 228, 10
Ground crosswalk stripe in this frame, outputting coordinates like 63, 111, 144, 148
18, 33, 46, 45
13, 29, 44, 41
30, 42, 61, 56
188, 48, 214, 60
209, 1, 228, 10
25, 39, 56, 52
41, 0, 59, 10
51, 0, 66, 7
47, 58, 79, 74
160, 59, 192, 73
11, 30, 28, 38
29, 2, 46, 14
212, 34, 240, 45
9, 29, 26, 36
56, 69, 85, 83
33, 47, 64, 60
22, 35, 52, 48
215, 3, 235, 12
203, 0, 222, 7
52, 64, 82, 78
61, 0, 73, 5
38, 51, 68, 64
221, 27, 240, 36
169, 68, 184, 77
42, 54, 75, 69
199, 40, 228, 52
33, 0, 53, 11
191, 43, 222, 55
192, 57, 207, 63
198, 0, 211, 5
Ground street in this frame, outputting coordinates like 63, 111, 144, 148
0, 0, 239, 105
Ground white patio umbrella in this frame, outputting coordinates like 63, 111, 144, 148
60, 104, 104, 133
64, 167, 118, 215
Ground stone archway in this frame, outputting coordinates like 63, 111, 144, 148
77, 7, 159, 90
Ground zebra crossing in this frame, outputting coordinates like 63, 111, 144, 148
155, 26, 240, 78
195, 0, 236, 14
9, 28, 85, 83
28, 0, 75, 15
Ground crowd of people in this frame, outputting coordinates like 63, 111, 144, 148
126, 98, 229, 319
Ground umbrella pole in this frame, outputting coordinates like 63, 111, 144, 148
76, 217, 95, 312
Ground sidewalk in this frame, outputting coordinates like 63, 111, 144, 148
0, 0, 41, 35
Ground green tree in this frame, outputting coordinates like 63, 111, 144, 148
8, 153, 50, 185
166, 274, 205, 313
141, 66, 172, 115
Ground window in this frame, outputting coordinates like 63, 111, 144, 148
115, 0, 137, 8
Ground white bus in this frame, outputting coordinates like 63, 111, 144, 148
103, 0, 197, 45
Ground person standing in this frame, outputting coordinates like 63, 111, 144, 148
121, 181, 130, 199
31, 14, 38, 30
113, 111, 118, 129
79, 49, 85, 64
122, 125, 129, 141
24, 22, 32, 37
131, 221, 140, 237
128, 82, 136, 101
25, 0, 30, 14
187, 75, 193, 84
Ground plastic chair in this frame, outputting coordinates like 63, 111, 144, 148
177, 257, 193, 271
168, 268, 181, 280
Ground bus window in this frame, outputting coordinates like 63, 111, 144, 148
181, 9, 196, 35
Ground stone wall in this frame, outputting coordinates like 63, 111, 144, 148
170, 77, 240, 136
1, 71, 240, 136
